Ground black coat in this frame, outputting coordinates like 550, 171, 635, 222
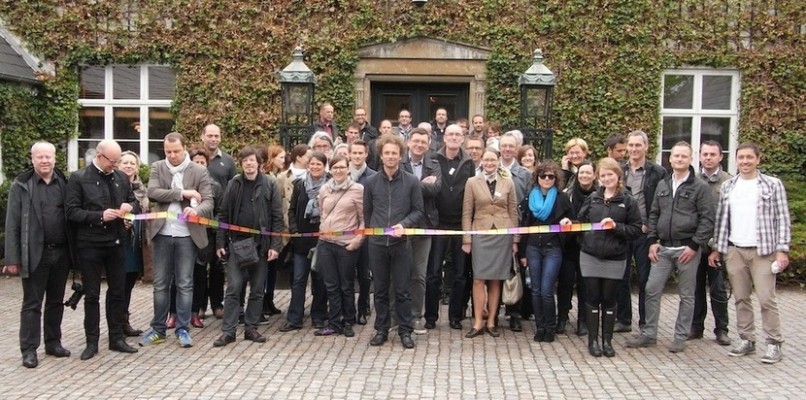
216, 173, 284, 253
288, 177, 324, 255
577, 188, 643, 260
517, 189, 576, 259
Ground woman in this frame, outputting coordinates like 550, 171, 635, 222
262, 144, 287, 315
119, 150, 147, 337
517, 144, 538, 174
518, 161, 574, 343
333, 143, 349, 159
561, 138, 589, 190
556, 161, 598, 335
308, 131, 334, 161
578, 158, 642, 357
461, 148, 519, 338
280, 152, 329, 332
314, 155, 365, 337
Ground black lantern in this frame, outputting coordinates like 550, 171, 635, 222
518, 48, 556, 159
278, 46, 316, 149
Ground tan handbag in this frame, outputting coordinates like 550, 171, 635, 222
502, 257, 523, 305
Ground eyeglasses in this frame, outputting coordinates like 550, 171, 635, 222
538, 174, 556, 180
331, 165, 348, 171
100, 153, 120, 164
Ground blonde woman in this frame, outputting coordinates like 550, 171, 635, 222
119, 150, 148, 337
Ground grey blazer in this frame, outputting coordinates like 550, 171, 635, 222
146, 160, 214, 249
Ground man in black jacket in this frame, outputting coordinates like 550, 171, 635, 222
627, 142, 714, 353
363, 134, 424, 349
65, 139, 140, 360
4, 141, 74, 368
213, 146, 284, 346
617, 130, 667, 333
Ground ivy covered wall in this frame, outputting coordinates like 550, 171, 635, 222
0, 1, 803, 268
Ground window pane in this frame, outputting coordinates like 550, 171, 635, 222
113, 66, 140, 99
77, 140, 100, 169
702, 76, 732, 110
148, 66, 176, 100
80, 67, 105, 99
382, 95, 411, 123
149, 108, 174, 140
661, 116, 692, 170
118, 141, 141, 156
428, 95, 458, 122
148, 140, 166, 164
79, 107, 105, 139
113, 108, 141, 140
663, 75, 694, 109
700, 117, 730, 170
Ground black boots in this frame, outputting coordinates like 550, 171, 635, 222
601, 306, 617, 357
586, 305, 602, 357
123, 313, 143, 337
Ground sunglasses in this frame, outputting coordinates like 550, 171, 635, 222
538, 174, 556, 180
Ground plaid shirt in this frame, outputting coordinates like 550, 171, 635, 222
713, 172, 791, 255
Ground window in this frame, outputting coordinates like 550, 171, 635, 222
659, 69, 740, 172
72, 65, 176, 170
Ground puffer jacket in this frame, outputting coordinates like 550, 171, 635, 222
578, 188, 643, 260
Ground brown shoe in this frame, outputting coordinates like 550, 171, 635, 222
213, 308, 224, 319
191, 314, 204, 329
715, 331, 732, 346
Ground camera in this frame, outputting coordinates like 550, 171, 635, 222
64, 282, 84, 310
412, 0, 428, 7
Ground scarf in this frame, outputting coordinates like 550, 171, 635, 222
303, 173, 325, 222
483, 166, 511, 183
290, 165, 307, 180
328, 176, 353, 192
529, 186, 557, 222
167, 152, 192, 191
349, 163, 367, 182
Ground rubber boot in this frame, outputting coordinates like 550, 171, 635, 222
602, 306, 617, 357
586, 305, 602, 357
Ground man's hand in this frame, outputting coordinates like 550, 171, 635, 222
677, 246, 697, 264
775, 251, 790, 272
390, 224, 405, 238
267, 249, 279, 261
216, 248, 227, 260
103, 208, 121, 221
707, 251, 722, 269
119, 203, 133, 214
182, 207, 198, 217
182, 190, 202, 202
648, 243, 660, 263
461, 243, 471, 254
3, 264, 20, 275
642, 224, 648, 234
421, 176, 437, 184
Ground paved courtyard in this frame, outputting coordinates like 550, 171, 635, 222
1, 276, 803, 399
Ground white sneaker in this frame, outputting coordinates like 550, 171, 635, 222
413, 319, 427, 335
760, 342, 783, 364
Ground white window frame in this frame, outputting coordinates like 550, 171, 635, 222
658, 68, 741, 173
70, 65, 174, 171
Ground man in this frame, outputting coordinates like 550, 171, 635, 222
498, 131, 533, 330
138, 133, 214, 348
313, 102, 339, 141
392, 109, 414, 141
4, 142, 73, 368
471, 114, 486, 137
605, 133, 627, 162
399, 128, 442, 335
65, 139, 140, 360
200, 123, 236, 319
430, 108, 449, 152
344, 123, 362, 145
363, 135, 424, 349
626, 142, 714, 353
708, 143, 791, 364
348, 140, 376, 324
425, 124, 476, 331
456, 118, 470, 136
689, 140, 732, 345
214, 146, 285, 347
465, 135, 485, 176
616, 130, 666, 333
353, 107, 378, 141
367, 120, 396, 171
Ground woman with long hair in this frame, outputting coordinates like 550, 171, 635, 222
461, 148, 519, 338
314, 155, 365, 337
517, 144, 538, 174
519, 160, 574, 343
578, 158, 642, 357
560, 138, 589, 190
262, 144, 288, 316
119, 150, 147, 337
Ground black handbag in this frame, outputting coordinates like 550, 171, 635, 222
230, 237, 259, 267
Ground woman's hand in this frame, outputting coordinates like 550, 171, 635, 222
559, 218, 572, 226
461, 243, 471, 254
600, 217, 616, 229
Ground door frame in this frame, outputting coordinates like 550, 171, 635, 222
370, 81, 470, 125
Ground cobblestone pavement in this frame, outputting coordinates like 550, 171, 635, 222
1, 276, 804, 399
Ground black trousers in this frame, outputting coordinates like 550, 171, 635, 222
425, 235, 471, 323
369, 240, 414, 335
20, 247, 70, 354
79, 245, 126, 344
207, 259, 225, 311
556, 241, 587, 322
691, 252, 730, 334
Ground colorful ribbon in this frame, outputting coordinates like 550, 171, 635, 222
124, 212, 611, 238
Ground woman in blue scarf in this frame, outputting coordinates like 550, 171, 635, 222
518, 160, 575, 343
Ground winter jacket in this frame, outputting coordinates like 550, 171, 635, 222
216, 172, 284, 253
578, 188, 643, 260
363, 167, 424, 246
434, 147, 476, 228
647, 166, 714, 251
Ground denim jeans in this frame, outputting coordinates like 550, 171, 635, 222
643, 246, 700, 340
391, 236, 430, 321
526, 244, 563, 331
287, 253, 327, 327
222, 241, 268, 334
317, 241, 360, 330
151, 235, 198, 334
618, 233, 650, 326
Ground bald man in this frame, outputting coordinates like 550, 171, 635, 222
65, 139, 140, 360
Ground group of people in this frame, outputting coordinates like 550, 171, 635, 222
4, 105, 792, 368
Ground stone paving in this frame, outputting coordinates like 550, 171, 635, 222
1, 276, 804, 399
